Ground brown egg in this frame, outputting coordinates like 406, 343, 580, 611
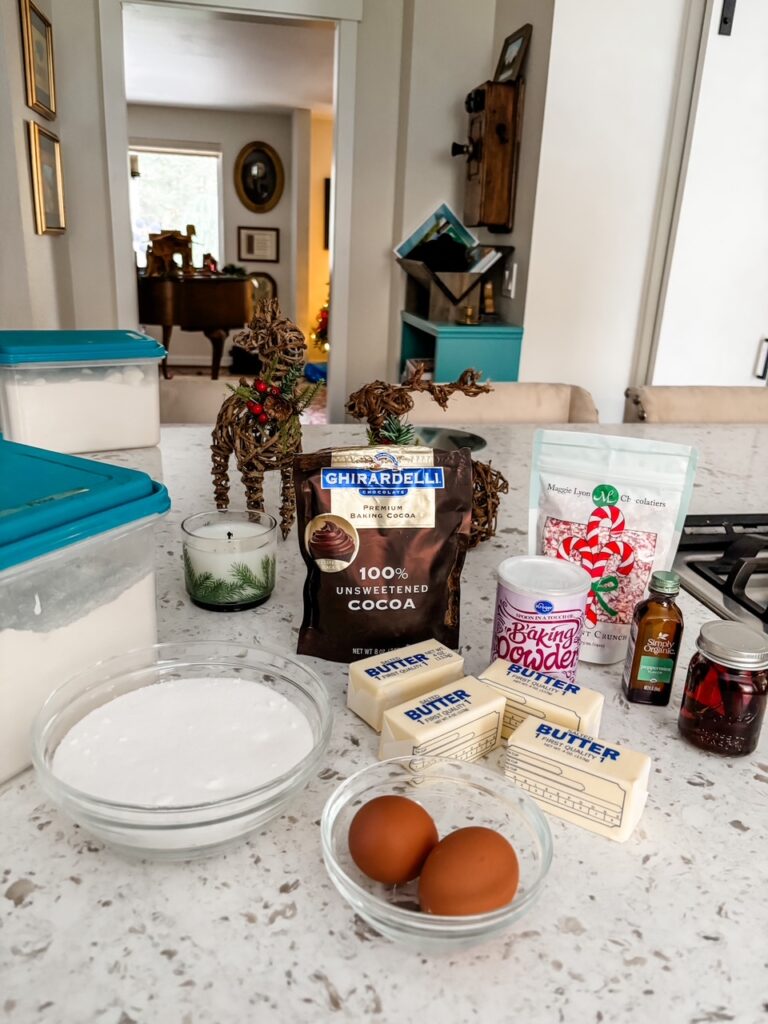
418, 826, 519, 915
348, 795, 439, 885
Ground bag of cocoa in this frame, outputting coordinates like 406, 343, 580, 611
529, 430, 697, 664
294, 445, 473, 662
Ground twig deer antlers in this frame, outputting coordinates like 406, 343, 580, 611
346, 366, 492, 435
345, 367, 508, 547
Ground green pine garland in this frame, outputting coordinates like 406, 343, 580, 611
367, 413, 415, 446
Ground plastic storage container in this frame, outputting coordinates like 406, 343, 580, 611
0, 330, 165, 453
0, 439, 170, 783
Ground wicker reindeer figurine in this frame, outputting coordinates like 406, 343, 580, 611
346, 366, 509, 546
211, 299, 321, 537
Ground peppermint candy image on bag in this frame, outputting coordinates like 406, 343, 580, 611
529, 430, 697, 665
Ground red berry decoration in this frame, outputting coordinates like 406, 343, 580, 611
257, 413, 269, 425
270, 386, 280, 397
247, 400, 264, 415
255, 380, 269, 394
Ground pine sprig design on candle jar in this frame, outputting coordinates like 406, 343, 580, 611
184, 549, 275, 604
231, 557, 276, 596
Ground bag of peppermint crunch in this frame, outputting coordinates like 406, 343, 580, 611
529, 430, 697, 665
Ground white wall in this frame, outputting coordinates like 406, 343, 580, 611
382, 0, 498, 384
344, 0, 404, 395
55, 0, 122, 328
518, 0, 689, 422
0, 0, 68, 329
483, 0, 555, 326
651, 0, 768, 387
127, 103, 292, 362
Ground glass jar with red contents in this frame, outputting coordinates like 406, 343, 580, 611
678, 621, 768, 756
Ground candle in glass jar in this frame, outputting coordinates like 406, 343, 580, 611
182, 510, 277, 612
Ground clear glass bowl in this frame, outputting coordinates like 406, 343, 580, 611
321, 757, 553, 951
32, 641, 332, 861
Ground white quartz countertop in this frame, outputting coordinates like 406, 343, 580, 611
2, 423, 767, 1024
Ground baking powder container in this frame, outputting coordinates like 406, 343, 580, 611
491, 556, 592, 683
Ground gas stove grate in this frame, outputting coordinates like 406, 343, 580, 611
677, 514, 768, 625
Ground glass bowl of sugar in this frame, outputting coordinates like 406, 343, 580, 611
32, 641, 332, 860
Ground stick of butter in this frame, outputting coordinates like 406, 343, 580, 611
479, 658, 604, 738
348, 640, 465, 731
379, 676, 504, 762
504, 718, 651, 843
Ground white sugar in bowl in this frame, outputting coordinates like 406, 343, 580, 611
32, 642, 333, 860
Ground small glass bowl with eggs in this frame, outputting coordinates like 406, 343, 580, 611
32, 641, 332, 860
321, 757, 553, 951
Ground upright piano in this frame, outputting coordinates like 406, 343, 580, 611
137, 275, 254, 380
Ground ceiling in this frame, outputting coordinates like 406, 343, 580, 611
122, 5, 335, 114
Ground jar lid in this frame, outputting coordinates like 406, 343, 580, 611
496, 555, 592, 597
650, 570, 680, 595
697, 620, 768, 671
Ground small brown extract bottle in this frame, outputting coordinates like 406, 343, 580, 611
621, 571, 684, 706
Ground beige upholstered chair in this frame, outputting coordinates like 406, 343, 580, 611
407, 383, 598, 425
159, 377, 231, 424
624, 386, 768, 423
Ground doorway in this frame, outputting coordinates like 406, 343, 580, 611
97, 0, 361, 422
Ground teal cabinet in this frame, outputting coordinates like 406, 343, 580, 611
400, 312, 523, 382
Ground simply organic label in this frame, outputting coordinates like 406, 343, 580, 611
326, 447, 441, 528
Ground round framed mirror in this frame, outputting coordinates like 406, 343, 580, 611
234, 141, 284, 213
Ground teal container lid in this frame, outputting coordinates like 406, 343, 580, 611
0, 330, 166, 365
0, 439, 170, 572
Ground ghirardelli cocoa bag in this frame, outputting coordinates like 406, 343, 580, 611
294, 446, 473, 662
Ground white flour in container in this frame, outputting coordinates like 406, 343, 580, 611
0, 573, 157, 782
1, 364, 160, 452
51, 678, 315, 805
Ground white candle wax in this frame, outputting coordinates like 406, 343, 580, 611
191, 522, 271, 541
183, 516, 277, 606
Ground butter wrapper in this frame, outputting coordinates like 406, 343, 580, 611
348, 639, 464, 731
379, 675, 504, 762
479, 658, 604, 738
504, 718, 650, 842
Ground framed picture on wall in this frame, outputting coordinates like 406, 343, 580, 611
494, 24, 532, 83
20, 0, 57, 119
238, 226, 279, 263
28, 121, 65, 233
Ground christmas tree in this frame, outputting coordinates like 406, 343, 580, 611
310, 290, 330, 355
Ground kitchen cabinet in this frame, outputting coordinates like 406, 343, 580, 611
401, 311, 523, 382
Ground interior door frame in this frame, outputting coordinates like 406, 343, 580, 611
97, 0, 361, 422
629, 0, 710, 387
